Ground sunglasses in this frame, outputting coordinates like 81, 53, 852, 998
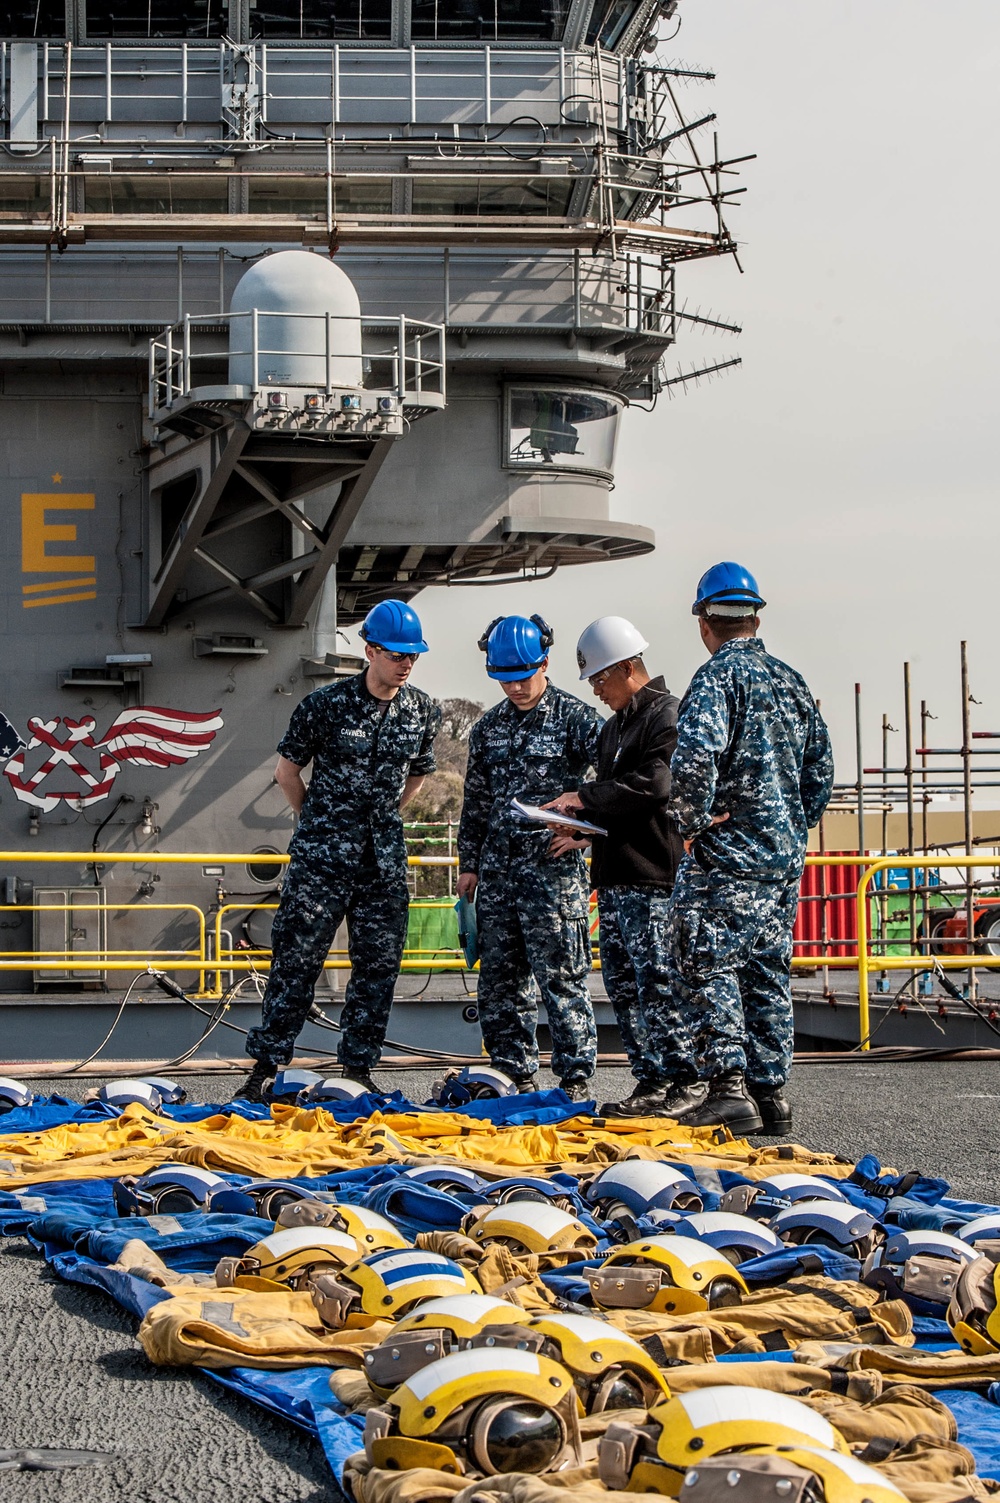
372, 645, 419, 664
588, 663, 622, 688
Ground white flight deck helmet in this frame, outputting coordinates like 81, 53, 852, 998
576, 617, 650, 681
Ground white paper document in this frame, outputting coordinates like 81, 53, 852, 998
511, 797, 607, 838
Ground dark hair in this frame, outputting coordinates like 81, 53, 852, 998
702, 614, 758, 642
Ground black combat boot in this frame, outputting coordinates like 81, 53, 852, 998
669, 1070, 763, 1134
749, 1084, 792, 1137
601, 1080, 707, 1119
514, 1073, 540, 1094
342, 1069, 378, 1093
559, 1078, 594, 1104
230, 1060, 274, 1104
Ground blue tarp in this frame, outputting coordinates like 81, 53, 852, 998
5, 1099, 1000, 1493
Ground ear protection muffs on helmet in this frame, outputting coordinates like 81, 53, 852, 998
678, 1445, 906, 1503
299, 1077, 374, 1105
862, 1230, 980, 1314
947, 1253, 1000, 1355
587, 1235, 748, 1314
483, 1177, 580, 1214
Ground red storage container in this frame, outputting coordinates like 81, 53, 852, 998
794, 854, 863, 958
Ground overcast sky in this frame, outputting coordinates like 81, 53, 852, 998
353, 0, 1000, 801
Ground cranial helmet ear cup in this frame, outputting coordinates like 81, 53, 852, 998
529, 615, 554, 652
478, 617, 505, 654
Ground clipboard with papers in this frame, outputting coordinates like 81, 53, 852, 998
510, 797, 607, 838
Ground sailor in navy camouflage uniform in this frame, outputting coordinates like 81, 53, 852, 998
458, 615, 602, 1099
235, 600, 441, 1103
662, 564, 834, 1135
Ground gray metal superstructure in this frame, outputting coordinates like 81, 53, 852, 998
0, 0, 741, 1019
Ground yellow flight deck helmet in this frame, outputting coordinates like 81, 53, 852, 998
275, 1198, 410, 1251
678, 1446, 906, 1503
363, 1347, 582, 1476
947, 1254, 1000, 1354
472, 1311, 670, 1414
364, 1295, 530, 1395
312, 1248, 483, 1329
214, 1225, 362, 1291
588, 1235, 748, 1314
598, 1387, 849, 1496
464, 1200, 597, 1257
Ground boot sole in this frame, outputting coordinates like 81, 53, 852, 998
749, 1120, 793, 1137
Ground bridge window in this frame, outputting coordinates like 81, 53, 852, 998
249, 0, 391, 39
412, 176, 571, 216
410, 0, 571, 42
0, 0, 65, 34
84, 0, 227, 36
505, 387, 622, 477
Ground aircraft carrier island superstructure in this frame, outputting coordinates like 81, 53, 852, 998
0, 0, 743, 1031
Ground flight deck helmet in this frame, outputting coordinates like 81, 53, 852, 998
214, 1224, 362, 1291
598, 1387, 849, 1496
692, 563, 765, 618
478, 615, 554, 682
587, 1235, 748, 1314
363, 1348, 582, 1477
464, 1201, 597, 1257
359, 599, 429, 654
473, 1311, 670, 1414
862, 1230, 980, 1314
364, 1295, 529, 1394
769, 1201, 880, 1259
674, 1212, 784, 1265
587, 1161, 704, 1217
0, 1077, 33, 1114
311, 1248, 483, 1328
432, 1065, 518, 1107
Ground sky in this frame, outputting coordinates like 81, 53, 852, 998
348, 0, 1000, 803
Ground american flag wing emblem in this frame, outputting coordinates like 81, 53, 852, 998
96, 707, 224, 768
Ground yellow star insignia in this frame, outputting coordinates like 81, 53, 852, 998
52, 473, 63, 483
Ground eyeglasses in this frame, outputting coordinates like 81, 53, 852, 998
588, 664, 621, 688
372, 645, 419, 664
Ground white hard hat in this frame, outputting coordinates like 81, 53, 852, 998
576, 617, 649, 680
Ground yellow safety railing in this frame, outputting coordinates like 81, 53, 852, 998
0, 901, 207, 991
855, 854, 1000, 1052
1, 851, 994, 1043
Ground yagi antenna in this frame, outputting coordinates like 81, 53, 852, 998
661, 356, 742, 395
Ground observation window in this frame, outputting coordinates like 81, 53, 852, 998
84, 174, 229, 214
505, 387, 622, 477
0, 177, 51, 217
249, 0, 391, 40
247, 176, 392, 215
84, 0, 227, 36
1, 0, 65, 33
411, 176, 571, 217
584, 0, 637, 47
410, 0, 570, 42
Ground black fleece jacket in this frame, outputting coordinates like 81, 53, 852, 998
576, 676, 684, 889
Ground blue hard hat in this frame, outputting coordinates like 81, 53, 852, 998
359, 599, 429, 654
478, 614, 554, 682
692, 562, 765, 616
